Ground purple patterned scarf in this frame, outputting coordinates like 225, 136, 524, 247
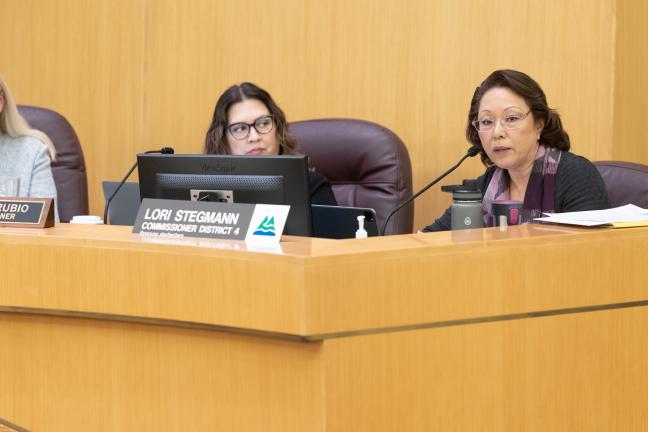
482, 145, 562, 227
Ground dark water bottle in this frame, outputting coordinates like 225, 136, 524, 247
441, 180, 483, 230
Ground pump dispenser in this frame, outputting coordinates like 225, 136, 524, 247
355, 215, 368, 238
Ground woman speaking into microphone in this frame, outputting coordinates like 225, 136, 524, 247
422, 69, 610, 232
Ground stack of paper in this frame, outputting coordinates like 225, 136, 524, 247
534, 204, 648, 228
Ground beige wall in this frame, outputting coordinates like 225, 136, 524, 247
614, 0, 648, 163
0, 0, 644, 228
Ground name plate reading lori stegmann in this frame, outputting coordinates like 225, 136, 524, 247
132, 198, 290, 243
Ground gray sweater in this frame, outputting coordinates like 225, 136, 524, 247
0, 134, 58, 218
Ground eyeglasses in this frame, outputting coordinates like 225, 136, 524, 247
471, 110, 531, 132
226, 115, 275, 140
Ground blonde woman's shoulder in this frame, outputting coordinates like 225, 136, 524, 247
0, 133, 50, 154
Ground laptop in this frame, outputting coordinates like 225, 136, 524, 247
311, 205, 380, 239
101, 181, 141, 226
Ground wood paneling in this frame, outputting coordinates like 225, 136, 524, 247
2, 224, 648, 430
0, 0, 147, 219
613, 0, 648, 163
3, 223, 648, 337
4, 306, 648, 431
0, 0, 642, 230
324, 306, 648, 431
0, 314, 324, 431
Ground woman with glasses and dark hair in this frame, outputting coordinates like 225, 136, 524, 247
422, 69, 609, 232
204, 82, 337, 205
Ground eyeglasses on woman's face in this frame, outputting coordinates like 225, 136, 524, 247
471, 110, 531, 132
226, 115, 275, 140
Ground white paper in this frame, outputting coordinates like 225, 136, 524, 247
534, 204, 648, 227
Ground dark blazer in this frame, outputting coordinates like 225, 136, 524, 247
309, 171, 338, 206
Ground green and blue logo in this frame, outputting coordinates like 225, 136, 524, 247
253, 215, 276, 236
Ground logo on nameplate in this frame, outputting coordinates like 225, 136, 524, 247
245, 204, 289, 243
0, 197, 55, 228
253, 215, 276, 236
132, 198, 289, 244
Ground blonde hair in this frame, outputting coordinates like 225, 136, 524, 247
0, 73, 56, 160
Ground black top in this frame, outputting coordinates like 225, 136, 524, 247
422, 152, 610, 232
309, 171, 338, 206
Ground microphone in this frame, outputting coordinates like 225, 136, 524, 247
380, 146, 480, 235
103, 147, 174, 224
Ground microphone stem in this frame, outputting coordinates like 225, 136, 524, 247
380, 151, 474, 236
103, 161, 138, 224
103, 149, 174, 225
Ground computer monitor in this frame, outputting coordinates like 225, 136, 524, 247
137, 154, 313, 236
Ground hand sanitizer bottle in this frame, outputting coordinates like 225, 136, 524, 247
355, 215, 368, 239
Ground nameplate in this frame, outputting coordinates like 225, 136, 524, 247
0, 197, 55, 228
132, 198, 289, 244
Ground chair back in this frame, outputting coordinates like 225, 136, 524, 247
18, 105, 89, 221
594, 160, 648, 208
291, 118, 413, 235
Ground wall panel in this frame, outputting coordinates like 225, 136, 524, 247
0, 0, 634, 228
0, 0, 147, 218
613, 0, 648, 163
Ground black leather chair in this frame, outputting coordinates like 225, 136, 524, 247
594, 160, 648, 208
291, 118, 413, 235
18, 105, 89, 222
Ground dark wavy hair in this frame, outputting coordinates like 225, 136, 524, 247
204, 82, 298, 155
466, 69, 570, 166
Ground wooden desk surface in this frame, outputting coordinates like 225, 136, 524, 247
2, 224, 648, 431
1, 223, 647, 339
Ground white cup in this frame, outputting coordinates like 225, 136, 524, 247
70, 215, 103, 224
0, 176, 20, 197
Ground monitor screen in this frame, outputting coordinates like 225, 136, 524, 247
137, 154, 312, 236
